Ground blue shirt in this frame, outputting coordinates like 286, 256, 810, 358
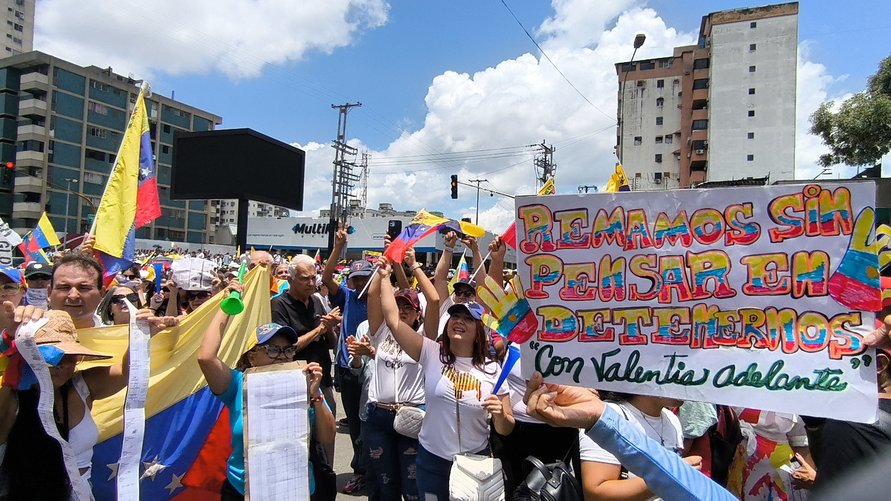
216, 369, 316, 495
330, 284, 368, 368
587, 405, 735, 501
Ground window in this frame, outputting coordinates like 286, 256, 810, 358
161, 145, 170, 154
654, 172, 663, 183
656, 79, 665, 88
750, 21, 757, 28
693, 58, 710, 69
748, 110, 755, 117
162, 124, 171, 133
639, 61, 655, 70
655, 136, 663, 144
664, 135, 673, 144
749, 65, 756, 73
692, 79, 709, 90
661, 59, 672, 69
88, 102, 109, 115
692, 119, 708, 130
655, 116, 663, 126
83, 172, 103, 184
747, 154, 754, 161
747, 132, 755, 139
748, 88, 755, 95
655, 154, 663, 163
12, 37, 20, 45
633, 136, 642, 146
749, 43, 757, 51
656, 97, 664, 107
88, 127, 108, 138
13, 23, 22, 32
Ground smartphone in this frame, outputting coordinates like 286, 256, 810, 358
387, 219, 403, 240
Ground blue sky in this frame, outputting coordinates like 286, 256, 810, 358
34, 0, 891, 230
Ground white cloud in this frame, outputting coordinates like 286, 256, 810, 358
34, 0, 388, 79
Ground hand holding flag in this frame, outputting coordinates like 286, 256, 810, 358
475, 275, 538, 344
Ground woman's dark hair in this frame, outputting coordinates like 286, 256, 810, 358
235, 335, 298, 372
0, 386, 72, 499
97, 286, 141, 325
600, 391, 634, 403
439, 317, 493, 373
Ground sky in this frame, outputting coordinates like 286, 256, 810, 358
34, 0, 891, 231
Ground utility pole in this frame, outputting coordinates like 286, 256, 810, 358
358, 152, 369, 213
328, 102, 362, 256
468, 178, 487, 224
533, 140, 556, 190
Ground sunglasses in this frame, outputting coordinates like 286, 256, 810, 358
257, 344, 298, 359
111, 293, 140, 306
454, 288, 475, 298
187, 291, 212, 300
122, 274, 137, 279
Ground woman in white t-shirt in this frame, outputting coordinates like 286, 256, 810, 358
360, 249, 440, 501
375, 260, 512, 501
579, 392, 699, 500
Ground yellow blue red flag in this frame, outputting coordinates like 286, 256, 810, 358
93, 84, 160, 277
605, 163, 631, 193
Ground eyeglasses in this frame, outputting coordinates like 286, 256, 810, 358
122, 274, 136, 279
397, 303, 418, 313
187, 291, 212, 300
257, 344, 297, 359
0, 283, 22, 295
111, 293, 139, 306
454, 288, 475, 298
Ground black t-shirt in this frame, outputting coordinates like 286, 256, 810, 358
270, 292, 333, 387
813, 398, 891, 492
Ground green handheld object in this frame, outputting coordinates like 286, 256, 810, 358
220, 262, 247, 315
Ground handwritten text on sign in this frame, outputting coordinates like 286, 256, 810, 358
515, 183, 879, 422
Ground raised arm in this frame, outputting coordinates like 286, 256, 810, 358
487, 236, 506, 288
405, 248, 439, 339
322, 228, 347, 294
195, 283, 244, 395
434, 231, 457, 301
463, 235, 485, 280
367, 268, 384, 337
377, 261, 424, 361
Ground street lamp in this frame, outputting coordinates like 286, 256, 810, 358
64, 178, 79, 233
618, 33, 647, 164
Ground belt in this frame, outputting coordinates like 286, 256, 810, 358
373, 402, 420, 412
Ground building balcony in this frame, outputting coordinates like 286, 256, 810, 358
16, 150, 44, 163
12, 201, 42, 220
692, 108, 708, 121
692, 68, 709, 80
13, 175, 43, 194
19, 72, 48, 93
692, 88, 708, 101
17, 124, 46, 141
18, 98, 47, 118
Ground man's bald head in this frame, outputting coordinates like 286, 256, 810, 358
249, 251, 273, 270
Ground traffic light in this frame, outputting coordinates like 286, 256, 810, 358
0, 162, 12, 187
450, 174, 458, 199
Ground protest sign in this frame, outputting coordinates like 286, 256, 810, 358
514, 183, 881, 422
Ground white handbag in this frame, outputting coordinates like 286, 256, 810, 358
393, 405, 425, 439
448, 395, 505, 501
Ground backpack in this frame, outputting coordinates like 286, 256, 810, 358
512, 455, 583, 501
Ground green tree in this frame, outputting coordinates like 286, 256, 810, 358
810, 54, 891, 167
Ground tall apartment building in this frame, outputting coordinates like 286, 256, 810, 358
616, 2, 798, 189
0, 51, 222, 242
210, 200, 290, 226
2, 0, 32, 56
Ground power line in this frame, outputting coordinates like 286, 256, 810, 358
498, 0, 615, 123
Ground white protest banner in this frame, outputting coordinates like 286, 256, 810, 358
0, 217, 21, 266
514, 182, 880, 423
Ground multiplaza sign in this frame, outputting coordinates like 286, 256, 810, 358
247, 216, 513, 261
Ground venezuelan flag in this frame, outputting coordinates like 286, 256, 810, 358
384, 209, 449, 263
79, 265, 271, 499
440, 218, 485, 239
447, 253, 469, 294
31, 212, 61, 248
93, 84, 161, 278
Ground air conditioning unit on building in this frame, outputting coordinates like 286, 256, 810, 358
695, 149, 705, 154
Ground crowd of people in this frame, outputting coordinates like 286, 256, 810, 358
0, 228, 887, 501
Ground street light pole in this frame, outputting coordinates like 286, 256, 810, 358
65, 178, 78, 233
468, 178, 488, 224
618, 33, 646, 165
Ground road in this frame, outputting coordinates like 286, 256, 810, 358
332, 390, 369, 500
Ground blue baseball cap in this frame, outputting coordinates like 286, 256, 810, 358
0, 264, 23, 284
348, 260, 374, 278
447, 301, 484, 320
255, 323, 298, 345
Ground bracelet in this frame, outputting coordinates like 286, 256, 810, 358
310, 395, 324, 405
410, 263, 422, 272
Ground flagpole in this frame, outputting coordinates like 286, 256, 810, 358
89, 81, 150, 236
356, 264, 380, 300
467, 250, 492, 284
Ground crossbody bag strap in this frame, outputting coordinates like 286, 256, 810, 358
455, 388, 462, 452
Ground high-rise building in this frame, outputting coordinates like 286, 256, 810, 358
616, 2, 798, 189
0, 51, 222, 242
1, 0, 33, 56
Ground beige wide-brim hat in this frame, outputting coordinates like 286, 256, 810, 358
34, 310, 113, 361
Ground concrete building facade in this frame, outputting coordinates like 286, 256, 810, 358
0, 51, 222, 242
1, 0, 32, 56
616, 2, 798, 188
